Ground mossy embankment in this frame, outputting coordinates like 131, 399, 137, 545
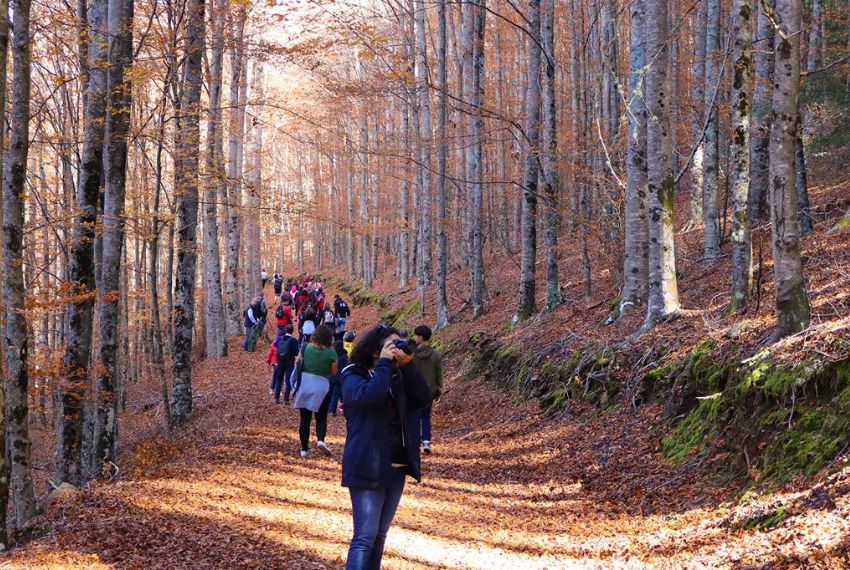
323, 273, 850, 486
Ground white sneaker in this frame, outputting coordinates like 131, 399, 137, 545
422, 441, 432, 455
269, 389, 274, 395
317, 441, 332, 456
300, 450, 309, 458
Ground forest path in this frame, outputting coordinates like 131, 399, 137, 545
7, 289, 849, 569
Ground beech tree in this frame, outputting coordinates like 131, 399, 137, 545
768, 0, 810, 337
172, 0, 205, 426
4, 0, 36, 527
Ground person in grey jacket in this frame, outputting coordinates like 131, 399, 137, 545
412, 324, 443, 454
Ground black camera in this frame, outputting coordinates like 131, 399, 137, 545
392, 339, 416, 355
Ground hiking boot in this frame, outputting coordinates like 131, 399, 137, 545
422, 441, 432, 455
317, 441, 332, 457
300, 450, 309, 458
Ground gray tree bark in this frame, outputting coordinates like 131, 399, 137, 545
414, 0, 433, 291
769, 0, 810, 337
3, 0, 37, 527
540, 0, 561, 312
0, 0, 10, 547
203, 0, 227, 357
435, 0, 450, 328
171, 0, 205, 426
617, 0, 649, 319
468, 0, 486, 318
750, 0, 774, 221
58, 0, 107, 486
687, 0, 707, 229
244, 62, 263, 298
517, 0, 541, 320
94, 0, 134, 473
644, 0, 680, 328
223, 6, 246, 338
730, 0, 754, 312
702, 0, 722, 258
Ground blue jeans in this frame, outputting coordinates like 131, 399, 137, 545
270, 365, 277, 390
346, 468, 406, 570
416, 405, 432, 442
244, 325, 257, 351
336, 318, 347, 334
273, 361, 294, 402
328, 383, 342, 415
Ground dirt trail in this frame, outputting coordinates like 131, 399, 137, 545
5, 294, 850, 569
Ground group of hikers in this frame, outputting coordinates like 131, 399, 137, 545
246, 273, 445, 570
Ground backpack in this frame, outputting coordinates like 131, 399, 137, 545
276, 304, 285, 320
277, 336, 294, 361
303, 319, 316, 335
323, 309, 335, 324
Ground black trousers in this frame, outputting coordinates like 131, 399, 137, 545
299, 393, 331, 451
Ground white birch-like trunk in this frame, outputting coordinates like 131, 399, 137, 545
223, 7, 246, 338
644, 0, 680, 328
414, 0, 433, 290
702, 0, 722, 258
435, 0, 449, 328
203, 0, 227, 357
244, 62, 264, 298
618, 0, 649, 319
688, 0, 707, 228
768, 0, 810, 337
469, 0, 486, 317
729, 0, 753, 312
540, 0, 561, 312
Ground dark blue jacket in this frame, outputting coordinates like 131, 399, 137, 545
330, 352, 348, 386
341, 358, 432, 488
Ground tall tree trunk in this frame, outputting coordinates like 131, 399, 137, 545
688, 0, 707, 229
223, 6, 246, 338
702, 0, 722, 258
171, 0, 205, 426
769, 0, 810, 337
151, 116, 171, 431
414, 0, 433, 290
469, 0, 486, 318
517, 0, 541, 320
58, 0, 107, 486
540, 0, 561, 312
794, 121, 812, 236
435, 0, 449, 328
730, 0, 754, 312
806, 0, 823, 74
94, 0, 134, 473
4, 0, 37, 526
0, 0, 9, 546
244, 62, 263, 298
617, 0, 649, 320
750, 0, 774, 221
203, 0, 227, 357
644, 0, 680, 328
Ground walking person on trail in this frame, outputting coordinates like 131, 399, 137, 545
260, 268, 269, 289
340, 324, 432, 570
328, 339, 348, 416
266, 337, 280, 395
243, 296, 264, 352
334, 294, 351, 336
274, 324, 300, 404
273, 272, 283, 295
299, 305, 317, 345
343, 330, 356, 356
293, 324, 338, 457
275, 292, 295, 337
412, 324, 444, 455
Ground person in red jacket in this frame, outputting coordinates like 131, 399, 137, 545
266, 338, 279, 395
276, 293, 295, 336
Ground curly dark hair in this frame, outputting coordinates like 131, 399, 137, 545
349, 324, 400, 369
311, 324, 334, 348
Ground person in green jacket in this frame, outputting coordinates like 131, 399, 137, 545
412, 324, 443, 454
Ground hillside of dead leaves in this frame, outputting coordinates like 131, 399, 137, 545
3, 173, 850, 567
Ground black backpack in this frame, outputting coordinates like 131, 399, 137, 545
276, 304, 285, 319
